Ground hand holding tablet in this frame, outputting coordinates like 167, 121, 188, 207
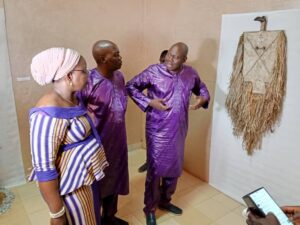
243, 187, 294, 225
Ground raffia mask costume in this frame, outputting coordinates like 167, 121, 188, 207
225, 16, 287, 154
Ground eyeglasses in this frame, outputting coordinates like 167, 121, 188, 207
72, 69, 89, 74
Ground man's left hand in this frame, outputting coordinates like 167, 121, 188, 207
189, 96, 207, 110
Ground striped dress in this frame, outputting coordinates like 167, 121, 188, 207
28, 105, 108, 225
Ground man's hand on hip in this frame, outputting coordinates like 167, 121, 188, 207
149, 99, 170, 111
189, 96, 207, 110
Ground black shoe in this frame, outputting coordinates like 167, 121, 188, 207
158, 203, 183, 215
138, 162, 148, 173
102, 216, 129, 225
146, 213, 156, 225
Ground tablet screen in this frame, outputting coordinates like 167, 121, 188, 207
248, 188, 293, 225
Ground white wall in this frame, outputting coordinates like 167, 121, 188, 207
210, 8, 300, 206
0, 8, 25, 187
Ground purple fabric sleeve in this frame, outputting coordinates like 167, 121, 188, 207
35, 169, 58, 182
192, 72, 210, 109
126, 67, 152, 112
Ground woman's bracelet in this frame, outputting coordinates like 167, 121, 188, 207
49, 206, 65, 219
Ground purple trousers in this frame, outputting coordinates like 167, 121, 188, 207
143, 169, 178, 214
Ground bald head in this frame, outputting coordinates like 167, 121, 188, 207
92, 40, 117, 62
169, 42, 188, 57
92, 40, 122, 74
165, 42, 188, 73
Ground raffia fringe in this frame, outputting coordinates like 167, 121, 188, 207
225, 32, 287, 154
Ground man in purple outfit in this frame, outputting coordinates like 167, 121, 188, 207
80, 40, 129, 225
126, 42, 210, 225
138, 49, 168, 173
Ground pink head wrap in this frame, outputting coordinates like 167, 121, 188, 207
31, 47, 81, 85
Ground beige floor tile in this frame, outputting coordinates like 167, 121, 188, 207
28, 208, 49, 225
127, 150, 147, 178
172, 192, 194, 211
117, 195, 144, 217
129, 173, 146, 194
128, 149, 147, 167
120, 213, 144, 225
0, 216, 32, 225
118, 191, 144, 217
155, 210, 174, 223
232, 204, 247, 217
0, 200, 31, 225
173, 207, 212, 225
131, 210, 174, 225
22, 194, 48, 214
211, 193, 241, 210
127, 210, 146, 224
215, 212, 247, 225
159, 218, 181, 225
129, 167, 141, 178
15, 182, 40, 201
9, 188, 22, 204
0, 198, 26, 217
175, 183, 220, 207
118, 193, 134, 210
194, 198, 233, 220
176, 171, 204, 192
129, 167, 147, 180
174, 184, 200, 199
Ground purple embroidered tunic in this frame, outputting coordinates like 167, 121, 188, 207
126, 64, 210, 177
80, 68, 129, 197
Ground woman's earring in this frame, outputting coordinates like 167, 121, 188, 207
69, 82, 73, 86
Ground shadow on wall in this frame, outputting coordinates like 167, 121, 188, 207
185, 38, 219, 181
191, 38, 227, 111
214, 81, 227, 112
189, 38, 217, 82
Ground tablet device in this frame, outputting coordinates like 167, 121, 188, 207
243, 187, 293, 225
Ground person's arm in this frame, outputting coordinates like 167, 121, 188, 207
39, 180, 67, 225
30, 112, 68, 224
189, 72, 210, 110
126, 66, 170, 111
126, 66, 153, 112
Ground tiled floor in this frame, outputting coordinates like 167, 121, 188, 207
0, 149, 247, 225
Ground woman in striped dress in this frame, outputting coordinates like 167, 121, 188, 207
28, 48, 108, 225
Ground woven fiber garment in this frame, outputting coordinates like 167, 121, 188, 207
225, 30, 287, 154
